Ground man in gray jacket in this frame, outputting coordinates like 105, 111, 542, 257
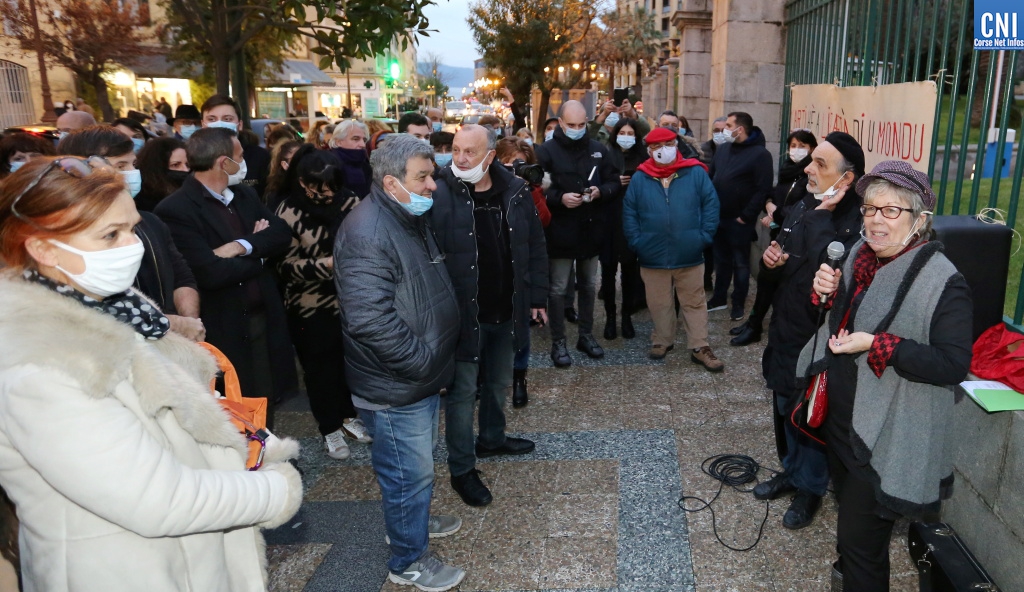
334, 134, 465, 591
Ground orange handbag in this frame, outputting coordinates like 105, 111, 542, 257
197, 342, 269, 470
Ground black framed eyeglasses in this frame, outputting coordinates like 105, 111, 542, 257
9, 156, 112, 225
860, 204, 914, 219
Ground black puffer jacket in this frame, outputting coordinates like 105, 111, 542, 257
334, 185, 460, 407
535, 127, 621, 259
708, 127, 775, 224
760, 187, 863, 394
429, 163, 549, 361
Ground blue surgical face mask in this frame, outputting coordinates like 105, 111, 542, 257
544, 129, 554, 142
604, 112, 620, 128
179, 125, 197, 139
679, 128, 687, 136
389, 178, 433, 216
121, 169, 142, 198
434, 153, 453, 167
206, 120, 239, 131
8, 161, 24, 173
132, 138, 145, 154
432, 121, 443, 133
616, 135, 636, 149
564, 126, 587, 141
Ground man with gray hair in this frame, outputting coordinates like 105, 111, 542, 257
429, 124, 548, 507
334, 134, 466, 591
329, 119, 372, 198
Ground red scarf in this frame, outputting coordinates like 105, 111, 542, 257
636, 152, 708, 179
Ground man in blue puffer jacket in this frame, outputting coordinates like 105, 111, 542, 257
623, 126, 723, 371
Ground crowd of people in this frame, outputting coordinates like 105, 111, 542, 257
0, 88, 971, 592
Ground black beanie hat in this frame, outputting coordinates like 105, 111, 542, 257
824, 132, 865, 177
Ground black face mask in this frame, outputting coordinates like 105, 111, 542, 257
166, 170, 189, 185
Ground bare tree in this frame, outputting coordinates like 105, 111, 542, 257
1, 0, 158, 121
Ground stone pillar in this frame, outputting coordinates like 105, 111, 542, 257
665, 57, 679, 114
673, 0, 713, 141
708, 0, 786, 163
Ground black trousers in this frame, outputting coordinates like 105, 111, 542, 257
599, 222, 642, 317
748, 273, 781, 329
830, 451, 898, 592
287, 309, 356, 436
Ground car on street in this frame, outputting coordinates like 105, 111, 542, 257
457, 115, 482, 132
445, 101, 468, 121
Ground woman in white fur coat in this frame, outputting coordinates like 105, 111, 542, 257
0, 157, 303, 592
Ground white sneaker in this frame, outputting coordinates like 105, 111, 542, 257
388, 551, 465, 592
324, 429, 350, 460
342, 417, 373, 444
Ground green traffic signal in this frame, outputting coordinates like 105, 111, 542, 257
389, 61, 401, 80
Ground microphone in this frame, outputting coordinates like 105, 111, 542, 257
820, 241, 846, 306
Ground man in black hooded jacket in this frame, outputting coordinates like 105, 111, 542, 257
708, 111, 774, 321
755, 131, 865, 531
535, 100, 620, 367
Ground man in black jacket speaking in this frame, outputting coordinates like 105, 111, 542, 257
708, 111, 774, 321
429, 125, 549, 508
334, 134, 466, 592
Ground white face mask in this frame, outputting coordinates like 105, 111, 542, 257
50, 238, 145, 298
206, 120, 240, 131
451, 151, 492, 185
651, 145, 677, 165
860, 213, 932, 248
812, 174, 846, 200
524, 137, 533, 146
790, 148, 809, 162
224, 157, 247, 186
121, 169, 142, 198
723, 128, 738, 143
712, 131, 728, 145
616, 135, 636, 149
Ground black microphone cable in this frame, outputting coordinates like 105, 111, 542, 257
677, 454, 777, 552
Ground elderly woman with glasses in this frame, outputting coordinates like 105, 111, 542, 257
803, 160, 973, 592
0, 157, 303, 591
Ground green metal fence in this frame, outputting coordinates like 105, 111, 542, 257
782, 0, 1024, 324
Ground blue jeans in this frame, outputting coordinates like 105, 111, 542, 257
446, 321, 515, 477
776, 390, 830, 496
712, 218, 754, 309
514, 343, 530, 371
358, 394, 439, 573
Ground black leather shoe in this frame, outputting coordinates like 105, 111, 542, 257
564, 307, 578, 324
729, 322, 749, 336
512, 369, 528, 408
621, 315, 635, 339
783, 491, 822, 530
729, 325, 762, 346
451, 469, 492, 507
550, 339, 572, 368
476, 436, 535, 458
576, 334, 605, 358
753, 473, 797, 500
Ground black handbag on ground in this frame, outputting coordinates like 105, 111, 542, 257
908, 522, 1001, 592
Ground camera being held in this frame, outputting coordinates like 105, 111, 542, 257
507, 158, 544, 186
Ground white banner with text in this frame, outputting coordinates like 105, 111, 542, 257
790, 81, 938, 173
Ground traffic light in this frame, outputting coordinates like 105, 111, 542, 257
388, 60, 400, 81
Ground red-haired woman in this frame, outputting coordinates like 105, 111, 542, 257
0, 157, 303, 591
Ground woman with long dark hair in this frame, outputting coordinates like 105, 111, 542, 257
134, 137, 189, 212
730, 128, 818, 346
600, 117, 647, 340
275, 146, 368, 460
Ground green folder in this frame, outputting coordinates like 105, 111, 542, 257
961, 381, 1024, 413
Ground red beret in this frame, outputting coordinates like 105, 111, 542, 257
644, 127, 678, 144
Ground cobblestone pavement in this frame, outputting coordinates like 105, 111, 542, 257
265, 303, 920, 592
